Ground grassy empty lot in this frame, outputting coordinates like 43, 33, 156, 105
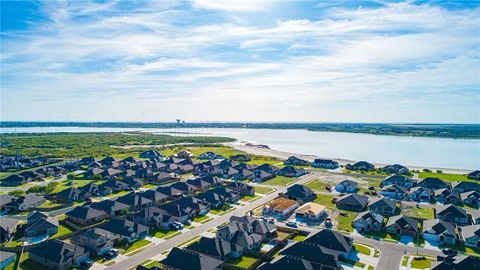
402, 206, 435, 219
336, 211, 357, 232
313, 194, 336, 209
418, 172, 470, 182
228, 255, 258, 269
254, 186, 274, 194
51, 223, 74, 238
262, 176, 297, 186
305, 179, 334, 191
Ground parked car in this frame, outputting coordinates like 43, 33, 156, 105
286, 221, 297, 228
170, 222, 184, 230
81, 260, 93, 268
103, 251, 117, 259
268, 218, 275, 224
110, 249, 119, 256
442, 248, 458, 256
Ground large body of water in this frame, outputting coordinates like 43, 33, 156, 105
1, 127, 479, 170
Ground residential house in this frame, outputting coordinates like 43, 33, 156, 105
381, 175, 415, 188
422, 219, 457, 245
284, 156, 310, 166
139, 150, 163, 159
160, 247, 223, 270
353, 211, 384, 232
0, 194, 17, 213
263, 197, 299, 218
431, 255, 480, 270
231, 168, 254, 181
434, 188, 461, 205
159, 202, 193, 223
137, 190, 168, 204
173, 197, 210, 216
229, 215, 277, 240
186, 236, 243, 261
198, 152, 224, 160
381, 184, 409, 200
335, 180, 359, 193
346, 161, 375, 171
90, 199, 130, 217
295, 202, 326, 221
100, 168, 123, 179
461, 224, 480, 248
277, 242, 340, 270
13, 194, 46, 210
56, 187, 84, 203
25, 211, 58, 237
120, 177, 144, 189
302, 229, 353, 259
277, 166, 307, 177
453, 181, 480, 193
382, 164, 409, 175
255, 164, 279, 174
208, 187, 240, 203
65, 206, 109, 225
70, 228, 114, 256
230, 154, 251, 162
171, 181, 197, 194
253, 170, 275, 182
28, 239, 90, 270
336, 194, 369, 212
97, 219, 148, 243
115, 193, 153, 211
176, 150, 193, 159
197, 192, 227, 209
225, 181, 255, 196
368, 197, 397, 216
156, 186, 183, 199
409, 186, 434, 202
418, 178, 449, 190
78, 156, 97, 165
187, 178, 213, 191
0, 217, 20, 242
283, 184, 316, 203
133, 206, 175, 229
467, 170, 480, 181
311, 159, 339, 169
461, 191, 480, 208
436, 204, 470, 226
1, 175, 28, 186
222, 167, 239, 179
385, 215, 419, 236
84, 168, 105, 179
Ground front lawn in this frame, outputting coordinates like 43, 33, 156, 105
254, 186, 274, 194
313, 194, 336, 209
354, 243, 371, 256
401, 206, 434, 219
262, 176, 297, 186
120, 239, 152, 254
305, 179, 334, 191
411, 256, 434, 269
192, 215, 210, 223
240, 195, 260, 202
291, 234, 306, 241
151, 228, 180, 239
418, 172, 470, 182
228, 255, 258, 269
336, 211, 357, 232
51, 224, 74, 238
209, 205, 233, 215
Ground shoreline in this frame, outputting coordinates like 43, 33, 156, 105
224, 140, 474, 174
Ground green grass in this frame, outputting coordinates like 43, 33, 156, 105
291, 234, 306, 241
179, 236, 202, 247
262, 176, 297, 186
192, 215, 210, 223
410, 256, 434, 269
105, 190, 130, 198
254, 186, 275, 194
151, 228, 180, 239
418, 172, 471, 182
305, 179, 334, 191
339, 258, 366, 268
402, 206, 435, 219
368, 265, 375, 270
144, 260, 162, 268
336, 211, 357, 232
51, 223, 74, 238
209, 205, 233, 215
401, 256, 409, 267
37, 200, 64, 209
354, 243, 372, 256
122, 239, 151, 254
240, 195, 260, 202
364, 231, 400, 242
313, 194, 336, 209
228, 255, 258, 269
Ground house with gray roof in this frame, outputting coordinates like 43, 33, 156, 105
90, 199, 129, 217
461, 191, 480, 208
353, 211, 384, 232
97, 219, 148, 243
453, 181, 480, 193
70, 228, 115, 256
65, 206, 109, 225
434, 188, 461, 205
25, 211, 59, 237
335, 180, 359, 193
368, 197, 397, 216
277, 241, 340, 270
382, 164, 409, 175
29, 239, 90, 270
422, 219, 457, 245
302, 229, 353, 259
385, 215, 419, 237
160, 247, 223, 270
381, 184, 409, 200
431, 255, 480, 270
461, 224, 480, 248
336, 193, 368, 212
311, 159, 339, 169
346, 161, 375, 171
186, 236, 243, 261
0, 217, 20, 242
418, 177, 449, 190
115, 193, 153, 211
467, 170, 480, 180
436, 204, 470, 226
381, 175, 415, 188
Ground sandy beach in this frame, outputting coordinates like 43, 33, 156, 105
225, 140, 474, 174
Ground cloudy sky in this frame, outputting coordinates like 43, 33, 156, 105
1, 0, 479, 123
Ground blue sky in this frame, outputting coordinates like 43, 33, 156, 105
1, 0, 479, 123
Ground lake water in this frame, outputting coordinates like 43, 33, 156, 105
1, 127, 479, 170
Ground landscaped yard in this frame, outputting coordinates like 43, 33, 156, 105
401, 206, 435, 219
418, 172, 470, 182
305, 179, 334, 191
353, 243, 371, 256
313, 194, 336, 209
192, 215, 210, 223
228, 255, 258, 269
51, 224, 74, 238
37, 200, 65, 209
120, 239, 152, 254
410, 256, 434, 269
336, 211, 357, 232
254, 186, 275, 194
209, 205, 233, 215
151, 228, 180, 239
262, 176, 297, 186
291, 234, 306, 241
240, 195, 260, 202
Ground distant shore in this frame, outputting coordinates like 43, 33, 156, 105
225, 140, 474, 174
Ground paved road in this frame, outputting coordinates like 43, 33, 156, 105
105, 172, 320, 270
